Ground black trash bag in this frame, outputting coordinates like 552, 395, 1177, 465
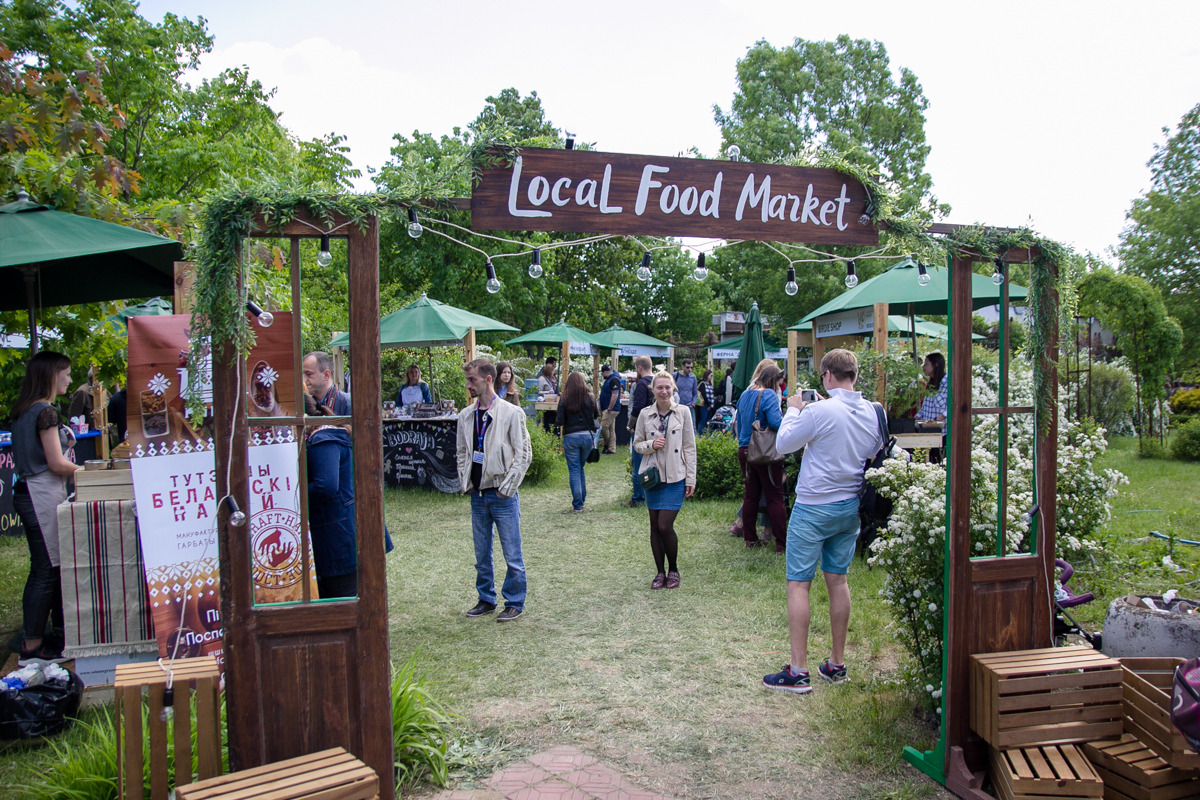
0, 670, 84, 739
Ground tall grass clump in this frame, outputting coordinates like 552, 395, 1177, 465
523, 420, 562, 486
392, 654, 458, 789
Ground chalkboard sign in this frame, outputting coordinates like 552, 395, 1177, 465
0, 444, 23, 537
382, 420, 459, 493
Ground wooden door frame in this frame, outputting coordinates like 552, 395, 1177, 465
213, 209, 393, 799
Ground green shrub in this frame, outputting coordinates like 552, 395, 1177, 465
694, 431, 743, 499
391, 654, 458, 788
523, 419, 562, 485
1170, 419, 1200, 461
1080, 361, 1135, 430
1170, 388, 1200, 416
1138, 438, 1169, 459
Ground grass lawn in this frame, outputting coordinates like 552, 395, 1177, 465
1068, 435, 1200, 631
387, 454, 943, 799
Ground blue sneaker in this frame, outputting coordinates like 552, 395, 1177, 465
763, 665, 812, 694
817, 659, 848, 684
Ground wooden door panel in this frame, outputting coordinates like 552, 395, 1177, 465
258, 634, 358, 762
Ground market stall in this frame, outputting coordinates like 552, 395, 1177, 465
589, 324, 675, 446
331, 293, 519, 494
505, 319, 609, 431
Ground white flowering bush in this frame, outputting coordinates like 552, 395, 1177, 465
868, 356, 1126, 706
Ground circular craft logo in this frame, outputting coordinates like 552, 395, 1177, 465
250, 508, 303, 589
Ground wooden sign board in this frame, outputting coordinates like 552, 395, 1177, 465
472, 148, 879, 245
812, 308, 877, 338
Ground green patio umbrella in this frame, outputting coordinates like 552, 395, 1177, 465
504, 318, 608, 350
799, 258, 1024, 361
0, 191, 183, 350
329, 292, 518, 348
589, 324, 673, 352
730, 302, 766, 393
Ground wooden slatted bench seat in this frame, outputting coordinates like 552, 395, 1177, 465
174, 747, 378, 800
971, 646, 1124, 749
989, 744, 1103, 799
1082, 734, 1200, 800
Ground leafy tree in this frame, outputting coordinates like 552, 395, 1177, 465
713, 35, 947, 217
1118, 101, 1200, 372
1077, 268, 1182, 447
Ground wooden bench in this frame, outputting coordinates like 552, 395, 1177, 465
175, 747, 378, 800
989, 744, 1103, 799
971, 646, 1123, 749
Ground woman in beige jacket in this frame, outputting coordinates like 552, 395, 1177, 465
633, 372, 697, 590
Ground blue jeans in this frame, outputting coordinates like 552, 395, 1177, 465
470, 490, 526, 609
563, 432, 593, 510
630, 446, 644, 503
694, 405, 708, 434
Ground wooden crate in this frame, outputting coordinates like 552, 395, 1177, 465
1119, 658, 1200, 770
115, 656, 221, 800
989, 744, 1104, 799
75, 467, 134, 501
1082, 734, 1200, 800
971, 646, 1124, 749
175, 747, 378, 800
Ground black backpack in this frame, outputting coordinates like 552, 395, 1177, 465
857, 402, 894, 556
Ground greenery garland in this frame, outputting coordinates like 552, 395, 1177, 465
188, 142, 1070, 430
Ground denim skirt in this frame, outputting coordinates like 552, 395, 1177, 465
645, 479, 685, 511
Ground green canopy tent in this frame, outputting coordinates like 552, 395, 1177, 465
729, 302, 766, 393
787, 315, 984, 342
0, 191, 184, 352
329, 292, 519, 399
798, 257, 1026, 363
589, 324, 674, 373
505, 319, 610, 395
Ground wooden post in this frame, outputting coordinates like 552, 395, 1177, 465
707, 346, 714, 378
331, 342, 345, 391
173, 262, 195, 314
787, 330, 798, 394
812, 334, 826, 373
874, 302, 889, 401
560, 340, 570, 382
592, 353, 600, 396
91, 381, 110, 459
464, 326, 477, 362
666, 348, 675, 373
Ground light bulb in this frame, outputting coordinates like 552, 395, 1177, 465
406, 208, 422, 239
246, 300, 272, 327
225, 496, 246, 527
785, 266, 799, 296
528, 248, 543, 278
636, 252, 651, 281
316, 234, 332, 267
693, 252, 708, 281
992, 259, 1005, 286
844, 260, 859, 289
917, 262, 932, 287
859, 200, 876, 227
725, 144, 741, 161
485, 259, 501, 294
160, 687, 175, 721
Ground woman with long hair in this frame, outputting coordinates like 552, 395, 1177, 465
496, 361, 522, 407
695, 368, 715, 434
735, 364, 787, 552
633, 372, 697, 589
555, 371, 598, 512
915, 352, 947, 422
9, 351, 79, 664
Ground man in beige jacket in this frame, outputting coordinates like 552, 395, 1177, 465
457, 359, 532, 622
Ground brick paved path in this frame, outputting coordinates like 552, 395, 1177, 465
430, 746, 672, 800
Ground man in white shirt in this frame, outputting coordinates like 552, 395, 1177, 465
762, 349, 884, 694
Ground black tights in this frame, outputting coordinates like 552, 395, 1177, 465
648, 509, 679, 574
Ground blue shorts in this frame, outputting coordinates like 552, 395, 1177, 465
785, 498, 860, 582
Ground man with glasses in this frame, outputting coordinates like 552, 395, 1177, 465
762, 349, 884, 694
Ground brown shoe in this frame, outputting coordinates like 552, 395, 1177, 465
650, 573, 666, 590
665, 571, 680, 589
745, 540, 765, 549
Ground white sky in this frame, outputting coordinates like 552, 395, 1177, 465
137, 0, 1200, 260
